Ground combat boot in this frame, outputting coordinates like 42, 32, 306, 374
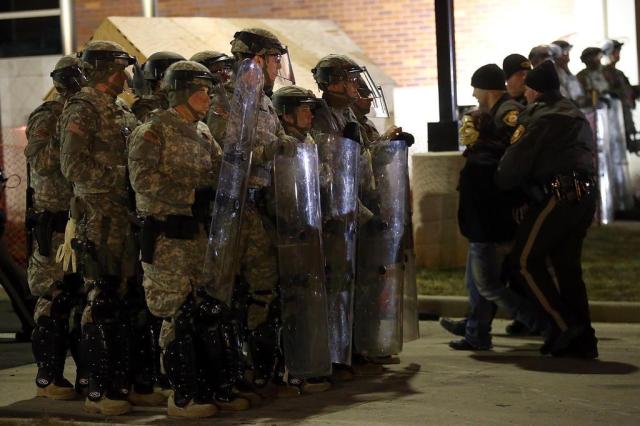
36, 378, 76, 400
168, 393, 217, 418
301, 377, 331, 394
234, 380, 263, 406
32, 316, 75, 400
214, 386, 251, 411
274, 377, 302, 398
128, 388, 167, 407
84, 396, 131, 416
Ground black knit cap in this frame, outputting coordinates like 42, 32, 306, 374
471, 64, 505, 90
502, 54, 532, 79
525, 60, 560, 92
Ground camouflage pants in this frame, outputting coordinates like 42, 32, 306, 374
74, 195, 133, 327
142, 228, 208, 349
238, 202, 278, 330
27, 233, 65, 321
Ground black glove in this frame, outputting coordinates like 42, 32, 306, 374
342, 122, 361, 144
196, 288, 229, 321
396, 131, 415, 147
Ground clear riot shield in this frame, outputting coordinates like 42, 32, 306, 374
607, 99, 634, 212
401, 151, 419, 343
584, 107, 614, 224
354, 139, 407, 357
202, 59, 264, 305
274, 143, 331, 378
316, 133, 360, 365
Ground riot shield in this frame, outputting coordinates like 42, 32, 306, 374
316, 133, 360, 365
354, 139, 407, 357
607, 99, 634, 212
273, 143, 331, 378
584, 107, 614, 224
401, 151, 419, 343
203, 59, 264, 305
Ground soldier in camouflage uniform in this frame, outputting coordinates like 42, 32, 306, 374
25, 55, 85, 401
219, 29, 299, 392
577, 48, 610, 106
191, 51, 235, 139
58, 40, 138, 416
129, 60, 244, 418
131, 51, 185, 122
271, 85, 333, 395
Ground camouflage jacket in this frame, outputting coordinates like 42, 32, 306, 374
59, 87, 135, 203
603, 64, 636, 109
24, 96, 73, 212
128, 108, 222, 217
577, 68, 610, 99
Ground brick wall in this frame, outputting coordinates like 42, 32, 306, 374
74, 0, 586, 89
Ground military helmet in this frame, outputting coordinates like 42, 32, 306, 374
50, 55, 87, 95
580, 47, 603, 63
312, 54, 362, 88
190, 51, 233, 68
230, 28, 286, 57
163, 60, 216, 107
272, 85, 320, 116
79, 40, 136, 69
142, 51, 185, 81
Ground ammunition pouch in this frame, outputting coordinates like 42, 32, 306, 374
27, 210, 68, 257
139, 215, 199, 264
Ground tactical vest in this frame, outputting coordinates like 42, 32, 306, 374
66, 87, 129, 198
25, 100, 73, 212
133, 108, 215, 217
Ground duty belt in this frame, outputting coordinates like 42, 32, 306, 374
528, 172, 596, 203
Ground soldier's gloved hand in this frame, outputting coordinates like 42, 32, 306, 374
196, 288, 229, 321
266, 135, 298, 158
365, 216, 389, 233
396, 131, 415, 147
343, 122, 361, 144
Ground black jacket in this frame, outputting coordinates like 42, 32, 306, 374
495, 91, 595, 192
458, 139, 517, 243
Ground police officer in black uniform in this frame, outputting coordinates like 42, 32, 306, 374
503, 54, 532, 105
496, 60, 598, 358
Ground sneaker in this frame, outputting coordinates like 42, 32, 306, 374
440, 318, 466, 337
448, 339, 492, 351
84, 396, 131, 416
128, 389, 167, 406
167, 394, 217, 418
36, 378, 76, 400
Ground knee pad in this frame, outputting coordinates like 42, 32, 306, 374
49, 288, 76, 320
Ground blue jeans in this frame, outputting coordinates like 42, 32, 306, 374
464, 242, 505, 349
465, 242, 553, 348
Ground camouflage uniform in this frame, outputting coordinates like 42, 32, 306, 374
129, 109, 219, 347
131, 90, 169, 122
25, 95, 75, 319
24, 55, 86, 401
59, 41, 138, 414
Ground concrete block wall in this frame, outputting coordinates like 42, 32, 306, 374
411, 152, 467, 268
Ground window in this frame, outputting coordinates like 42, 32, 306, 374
0, 1, 62, 58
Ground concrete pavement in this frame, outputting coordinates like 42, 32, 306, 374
0, 319, 639, 425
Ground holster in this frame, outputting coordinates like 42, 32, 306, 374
192, 187, 215, 227
30, 210, 68, 257
139, 217, 159, 264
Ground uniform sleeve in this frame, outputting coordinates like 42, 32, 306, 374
128, 125, 196, 206
24, 109, 61, 176
59, 101, 120, 186
206, 95, 229, 143
495, 118, 550, 190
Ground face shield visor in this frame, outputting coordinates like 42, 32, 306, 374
50, 65, 88, 94
355, 67, 388, 118
270, 47, 296, 92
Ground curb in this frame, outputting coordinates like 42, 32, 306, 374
418, 295, 640, 323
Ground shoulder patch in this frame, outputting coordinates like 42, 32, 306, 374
510, 125, 525, 144
142, 130, 160, 143
503, 110, 519, 127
